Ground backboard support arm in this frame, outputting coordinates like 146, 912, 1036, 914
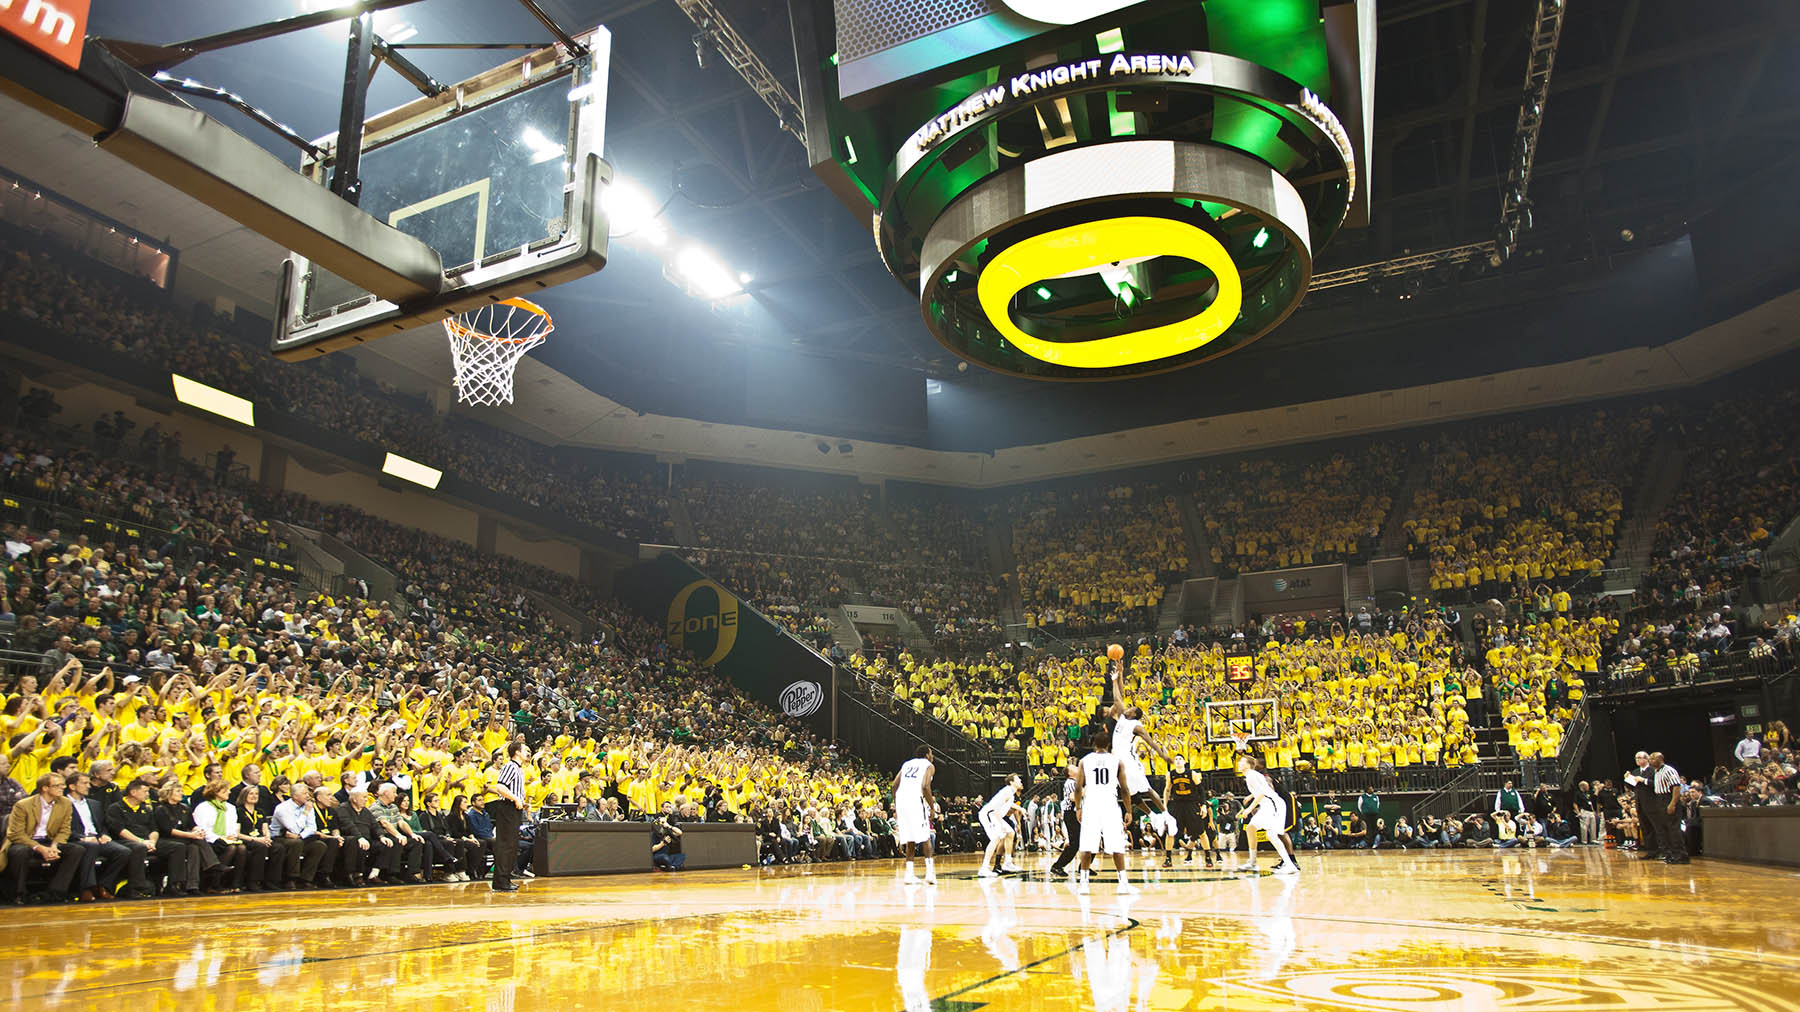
330, 13, 377, 206
515, 0, 589, 55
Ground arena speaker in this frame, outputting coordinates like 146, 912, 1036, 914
793, 0, 1374, 381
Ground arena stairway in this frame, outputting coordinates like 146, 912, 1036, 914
285, 523, 399, 602
1345, 564, 1375, 611
872, 495, 906, 555
1210, 578, 1243, 628
828, 605, 864, 653
1407, 558, 1432, 599
1176, 490, 1213, 578
525, 589, 597, 638
667, 496, 701, 547
1156, 588, 1186, 637
1604, 437, 1686, 592
1377, 440, 1430, 556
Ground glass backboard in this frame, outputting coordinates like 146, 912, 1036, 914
273, 27, 612, 360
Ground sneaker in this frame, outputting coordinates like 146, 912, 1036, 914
978, 868, 998, 879
1274, 863, 1300, 875
923, 873, 937, 886
1117, 882, 1140, 895
520, 869, 536, 879
1000, 862, 1023, 873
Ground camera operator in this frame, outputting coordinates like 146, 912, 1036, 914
652, 810, 685, 872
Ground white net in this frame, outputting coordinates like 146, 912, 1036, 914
443, 298, 554, 406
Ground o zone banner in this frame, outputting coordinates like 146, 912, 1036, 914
615, 552, 832, 737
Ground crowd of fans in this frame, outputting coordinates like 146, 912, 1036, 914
1408, 408, 1654, 600
1008, 484, 1186, 637
854, 600, 1590, 798
1194, 444, 1401, 576
1641, 381, 1799, 610
0, 421, 892, 903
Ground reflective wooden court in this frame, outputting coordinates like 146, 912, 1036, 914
5, 850, 1795, 1012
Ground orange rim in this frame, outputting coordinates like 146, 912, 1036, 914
443, 297, 555, 344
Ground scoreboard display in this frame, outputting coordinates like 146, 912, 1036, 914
1225, 652, 1255, 683
795, 0, 1375, 381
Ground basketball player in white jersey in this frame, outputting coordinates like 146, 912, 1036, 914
1237, 755, 1298, 874
1107, 655, 1178, 844
978, 773, 1026, 877
891, 745, 937, 884
1074, 730, 1138, 893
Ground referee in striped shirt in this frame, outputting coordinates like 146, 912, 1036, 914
488, 741, 528, 891
1647, 752, 1689, 864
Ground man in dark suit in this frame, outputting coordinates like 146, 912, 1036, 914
65, 771, 136, 901
1625, 751, 1661, 857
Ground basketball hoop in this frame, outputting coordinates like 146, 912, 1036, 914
1230, 726, 1253, 753
443, 298, 554, 406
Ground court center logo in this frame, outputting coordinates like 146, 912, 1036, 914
779, 680, 825, 718
666, 578, 739, 665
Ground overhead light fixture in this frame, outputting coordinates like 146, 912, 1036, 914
675, 245, 743, 300
1251, 227, 1270, 250
1034, 285, 1053, 300
604, 176, 667, 245
171, 374, 255, 427
382, 452, 443, 490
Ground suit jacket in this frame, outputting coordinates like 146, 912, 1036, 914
1, 795, 74, 873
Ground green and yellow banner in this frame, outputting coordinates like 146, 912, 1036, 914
615, 553, 833, 737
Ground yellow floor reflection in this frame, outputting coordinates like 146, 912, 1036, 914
3, 851, 1794, 1011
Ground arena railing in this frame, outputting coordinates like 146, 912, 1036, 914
1407, 761, 1526, 823
1597, 647, 1793, 695
834, 676, 990, 795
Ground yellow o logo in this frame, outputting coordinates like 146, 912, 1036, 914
666, 579, 739, 665
976, 216, 1243, 369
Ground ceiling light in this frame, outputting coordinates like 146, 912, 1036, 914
604, 177, 665, 243
1034, 285, 1053, 300
382, 452, 442, 490
172, 374, 254, 427
1251, 227, 1270, 250
676, 245, 742, 300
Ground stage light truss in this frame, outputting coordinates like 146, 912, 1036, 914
1307, 241, 1497, 292
669, 0, 805, 145
1497, 0, 1566, 260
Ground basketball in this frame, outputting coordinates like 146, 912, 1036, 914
1107, 643, 1125, 661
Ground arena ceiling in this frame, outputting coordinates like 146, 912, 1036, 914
7, 0, 1800, 466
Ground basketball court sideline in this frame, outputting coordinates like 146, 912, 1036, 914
5, 850, 1794, 1012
